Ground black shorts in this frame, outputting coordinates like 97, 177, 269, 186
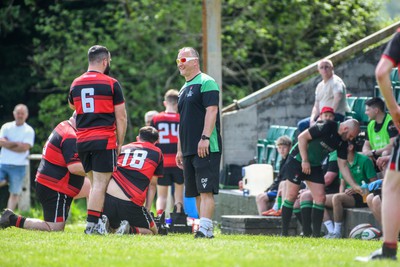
390, 136, 400, 172
158, 168, 184, 186
103, 193, 155, 229
283, 156, 324, 185
36, 182, 73, 223
78, 149, 117, 173
352, 193, 368, 208
183, 152, 221, 197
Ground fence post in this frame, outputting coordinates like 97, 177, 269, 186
18, 154, 42, 212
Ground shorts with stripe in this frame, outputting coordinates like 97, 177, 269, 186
103, 193, 155, 229
390, 136, 400, 171
78, 149, 117, 173
36, 182, 73, 223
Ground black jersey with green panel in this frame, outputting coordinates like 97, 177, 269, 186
290, 120, 348, 166
178, 73, 222, 157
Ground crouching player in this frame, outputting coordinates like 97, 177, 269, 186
103, 126, 164, 235
0, 113, 90, 231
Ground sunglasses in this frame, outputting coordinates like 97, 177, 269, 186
176, 57, 198, 64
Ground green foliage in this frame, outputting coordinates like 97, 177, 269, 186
0, 0, 391, 146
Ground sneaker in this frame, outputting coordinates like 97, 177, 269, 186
84, 222, 96, 235
115, 220, 131, 235
0, 209, 14, 229
154, 211, 168, 235
261, 209, 277, 216
269, 209, 282, 216
355, 248, 397, 262
194, 231, 214, 239
324, 232, 341, 239
95, 215, 110, 235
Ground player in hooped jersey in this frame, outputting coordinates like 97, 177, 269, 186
103, 126, 164, 235
151, 89, 184, 216
357, 29, 400, 262
68, 45, 127, 235
0, 113, 90, 231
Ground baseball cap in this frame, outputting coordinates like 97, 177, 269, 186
321, 106, 334, 114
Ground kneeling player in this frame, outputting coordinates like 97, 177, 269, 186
103, 126, 164, 235
0, 113, 90, 231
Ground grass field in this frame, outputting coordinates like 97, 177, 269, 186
0, 223, 397, 267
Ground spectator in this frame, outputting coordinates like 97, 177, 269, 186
0, 113, 90, 231
151, 89, 184, 216
256, 135, 292, 215
0, 104, 35, 210
323, 140, 377, 238
175, 47, 222, 239
362, 97, 397, 172
281, 119, 362, 237
68, 45, 127, 235
366, 178, 383, 229
297, 59, 350, 133
103, 126, 163, 235
145, 110, 159, 126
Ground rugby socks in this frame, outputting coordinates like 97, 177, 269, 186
382, 242, 398, 257
333, 222, 342, 236
199, 217, 213, 237
87, 209, 101, 224
277, 196, 282, 210
272, 202, 279, 211
156, 209, 164, 216
312, 203, 325, 237
300, 201, 313, 237
293, 208, 302, 226
324, 220, 334, 234
281, 200, 294, 236
9, 214, 26, 228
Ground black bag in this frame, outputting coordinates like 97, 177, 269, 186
170, 203, 192, 233
219, 164, 244, 189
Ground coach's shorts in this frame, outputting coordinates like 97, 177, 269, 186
183, 152, 221, 197
0, 164, 26, 194
78, 149, 117, 173
158, 168, 184, 186
103, 193, 155, 229
283, 156, 324, 185
36, 182, 73, 223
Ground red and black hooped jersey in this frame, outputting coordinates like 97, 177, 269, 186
150, 112, 180, 169
68, 71, 125, 151
112, 141, 163, 207
35, 120, 84, 198
383, 28, 400, 69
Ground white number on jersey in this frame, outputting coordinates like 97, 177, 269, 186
121, 149, 148, 169
42, 133, 54, 156
158, 122, 179, 144
81, 88, 95, 113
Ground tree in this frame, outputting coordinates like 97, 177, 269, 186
0, 0, 389, 149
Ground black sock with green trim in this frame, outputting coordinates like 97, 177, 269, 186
312, 203, 325, 237
293, 208, 302, 226
281, 200, 294, 236
300, 201, 313, 237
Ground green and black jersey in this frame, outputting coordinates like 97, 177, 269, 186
178, 73, 222, 157
290, 120, 348, 166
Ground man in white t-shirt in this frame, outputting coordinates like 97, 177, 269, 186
0, 104, 35, 210
297, 59, 350, 133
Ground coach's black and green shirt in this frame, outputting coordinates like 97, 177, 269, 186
178, 73, 222, 157
290, 120, 348, 166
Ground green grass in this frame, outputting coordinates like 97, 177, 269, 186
0, 223, 397, 267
